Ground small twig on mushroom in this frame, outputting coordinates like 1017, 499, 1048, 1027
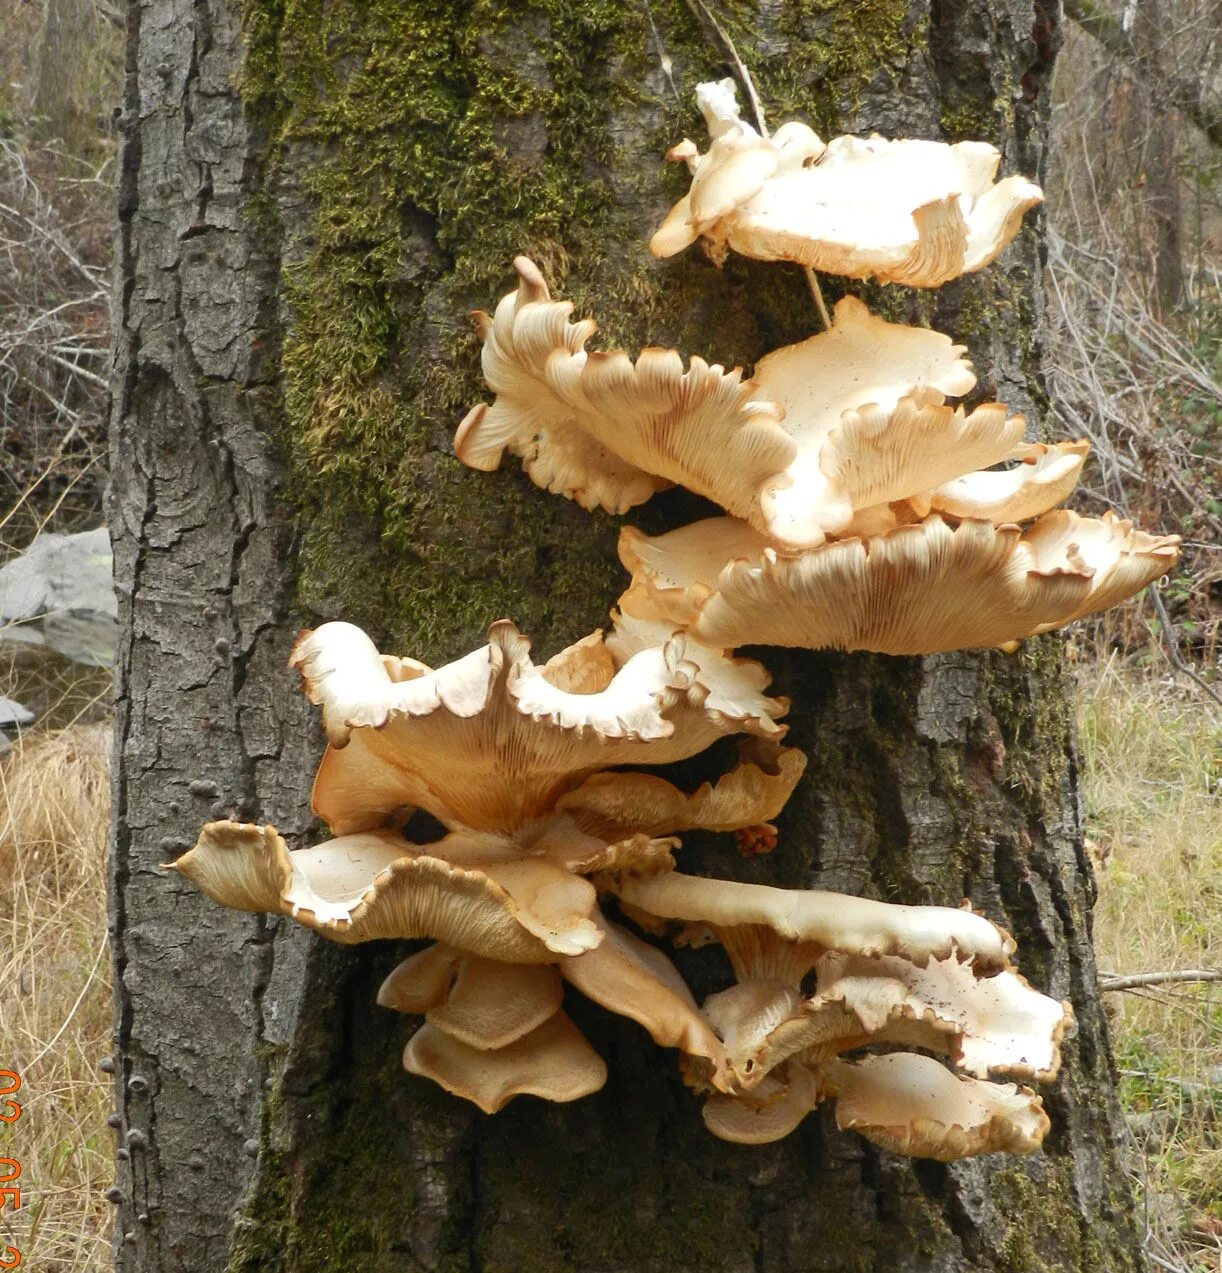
1098, 968, 1222, 993
802, 266, 832, 331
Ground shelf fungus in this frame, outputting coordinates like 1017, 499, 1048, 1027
459, 260, 1042, 550
650, 79, 1044, 286
617, 510, 1180, 655
291, 617, 787, 836
602, 871, 1070, 1155
169, 617, 805, 1110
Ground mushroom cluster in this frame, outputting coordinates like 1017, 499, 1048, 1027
173, 77, 1175, 1161
458, 255, 1178, 657
171, 616, 1071, 1155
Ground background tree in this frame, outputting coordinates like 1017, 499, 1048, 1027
107, 1, 1144, 1269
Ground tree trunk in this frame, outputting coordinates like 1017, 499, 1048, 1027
107, 1, 1142, 1270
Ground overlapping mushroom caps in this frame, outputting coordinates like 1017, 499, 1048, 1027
168, 617, 805, 1108
456, 258, 1079, 552
603, 869, 1071, 1156
617, 509, 1181, 655
167, 618, 1067, 1153
650, 78, 1044, 286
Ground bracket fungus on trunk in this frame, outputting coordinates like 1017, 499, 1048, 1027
170, 617, 808, 1109
169, 616, 1067, 1156
169, 54, 1180, 1164
650, 79, 1044, 287
456, 260, 1046, 551
602, 874, 1070, 1153
617, 510, 1180, 655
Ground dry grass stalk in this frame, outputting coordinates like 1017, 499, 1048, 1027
1081, 657, 1222, 1271
0, 724, 112, 1271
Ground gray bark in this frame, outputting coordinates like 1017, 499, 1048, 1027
107, 1, 1142, 1271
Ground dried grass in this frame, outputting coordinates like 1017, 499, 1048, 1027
1082, 658, 1222, 1272
0, 724, 113, 1271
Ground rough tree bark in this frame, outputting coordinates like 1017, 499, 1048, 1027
107, 2, 1142, 1270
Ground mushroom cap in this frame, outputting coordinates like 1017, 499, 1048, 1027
814, 953, 1073, 1082
602, 869, 1015, 970
455, 256, 665, 513
403, 1012, 608, 1114
692, 928, 1069, 1092
923, 440, 1090, 524
701, 1066, 821, 1144
558, 917, 731, 1088
750, 296, 989, 545
295, 617, 786, 836
651, 82, 1043, 286
378, 946, 565, 1050
555, 737, 806, 840
821, 1053, 1050, 1159
616, 513, 1179, 654
168, 820, 602, 960
456, 256, 789, 519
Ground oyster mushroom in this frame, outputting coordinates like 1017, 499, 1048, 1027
616, 512, 1180, 654
650, 79, 1043, 287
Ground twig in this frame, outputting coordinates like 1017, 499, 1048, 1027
802, 266, 831, 331
643, 2, 682, 106
1099, 969, 1222, 992
45, 350, 108, 388
1146, 584, 1222, 708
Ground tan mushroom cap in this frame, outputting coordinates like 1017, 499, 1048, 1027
167, 820, 600, 961
295, 618, 786, 836
377, 946, 565, 1050
815, 953, 1072, 1082
603, 870, 1015, 970
558, 917, 731, 1088
403, 1012, 607, 1114
455, 256, 791, 519
821, 1053, 1050, 1159
921, 440, 1090, 524
617, 513, 1179, 655
556, 738, 806, 841
650, 80, 1043, 287
702, 1066, 821, 1144
454, 256, 666, 513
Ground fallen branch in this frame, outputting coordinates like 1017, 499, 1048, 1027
1099, 969, 1222, 992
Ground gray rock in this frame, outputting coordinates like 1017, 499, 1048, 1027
0, 695, 34, 728
0, 527, 116, 667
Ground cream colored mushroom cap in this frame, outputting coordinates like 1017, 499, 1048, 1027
403, 1013, 607, 1114
604, 869, 1015, 969
294, 618, 787, 836
650, 81, 1043, 286
822, 1053, 1050, 1159
814, 953, 1073, 1082
924, 440, 1090, 524
168, 821, 601, 960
